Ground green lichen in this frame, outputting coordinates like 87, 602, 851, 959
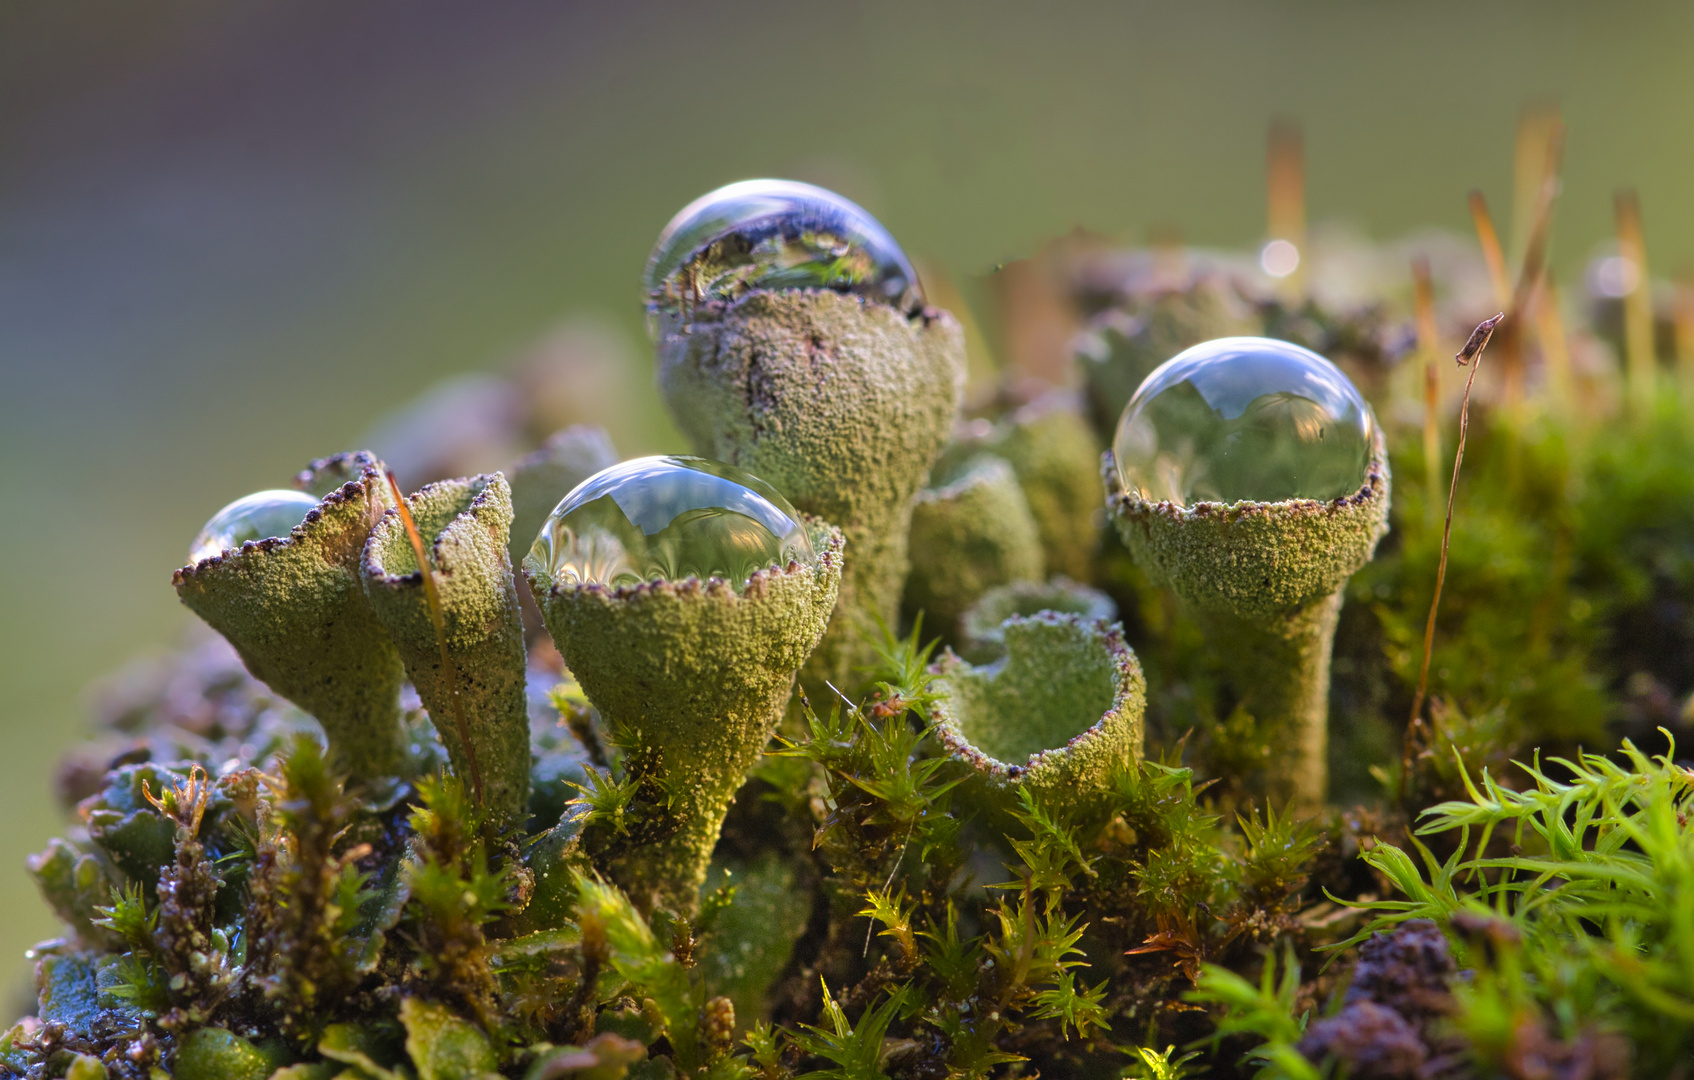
363, 473, 531, 821
1105, 436, 1391, 807
524, 522, 842, 914
173, 451, 407, 782
656, 289, 965, 695
505, 427, 619, 567
930, 613, 1145, 822
956, 577, 1117, 664
942, 397, 1103, 582
903, 455, 1043, 637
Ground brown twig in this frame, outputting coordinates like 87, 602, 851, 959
1403, 314, 1505, 795
386, 472, 485, 804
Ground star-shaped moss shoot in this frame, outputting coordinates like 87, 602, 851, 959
646, 180, 964, 695
931, 613, 1144, 825
522, 456, 841, 914
173, 452, 407, 783
362, 473, 530, 821
1104, 337, 1390, 809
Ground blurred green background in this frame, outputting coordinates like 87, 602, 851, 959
2, 0, 1691, 989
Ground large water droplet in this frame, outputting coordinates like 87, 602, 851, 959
643, 179, 924, 337
1113, 337, 1375, 506
188, 490, 321, 563
531, 456, 815, 590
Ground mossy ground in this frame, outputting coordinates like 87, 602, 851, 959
13, 275, 1694, 1079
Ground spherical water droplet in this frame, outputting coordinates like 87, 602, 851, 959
1113, 337, 1375, 506
530, 456, 815, 590
188, 490, 321, 563
643, 179, 924, 337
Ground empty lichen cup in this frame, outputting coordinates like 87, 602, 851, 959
957, 577, 1118, 664
1104, 337, 1390, 808
173, 451, 407, 782
931, 613, 1145, 824
522, 456, 842, 914
648, 180, 965, 696
362, 473, 531, 821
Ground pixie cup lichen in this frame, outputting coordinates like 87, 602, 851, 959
522, 456, 842, 913
647, 180, 965, 695
904, 455, 1044, 635
957, 576, 1118, 664
931, 613, 1145, 824
362, 472, 531, 821
1104, 337, 1390, 808
173, 451, 407, 782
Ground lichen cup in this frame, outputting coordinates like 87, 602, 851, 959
1104, 436, 1390, 809
903, 455, 1044, 635
957, 577, 1118, 664
523, 521, 843, 915
361, 472, 531, 822
173, 451, 407, 783
931, 613, 1145, 825
659, 289, 964, 697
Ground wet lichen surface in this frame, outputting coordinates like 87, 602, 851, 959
12, 170, 1694, 1080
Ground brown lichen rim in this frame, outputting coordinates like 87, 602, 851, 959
1101, 426, 1390, 525
171, 455, 387, 584
360, 473, 503, 586
929, 612, 1142, 787
528, 520, 845, 607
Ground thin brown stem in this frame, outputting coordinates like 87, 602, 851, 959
386, 472, 485, 804
1403, 314, 1504, 795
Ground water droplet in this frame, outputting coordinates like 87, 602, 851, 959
1113, 337, 1375, 506
188, 490, 321, 563
643, 179, 924, 337
530, 456, 814, 590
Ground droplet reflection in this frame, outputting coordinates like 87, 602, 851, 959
531, 456, 814, 590
643, 179, 924, 337
1113, 337, 1375, 506
188, 490, 321, 564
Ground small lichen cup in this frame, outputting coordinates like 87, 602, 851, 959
931, 613, 1145, 825
1103, 434, 1391, 809
903, 455, 1044, 635
173, 451, 407, 783
362, 473, 531, 822
658, 290, 965, 695
957, 577, 1118, 664
523, 520, 843, 915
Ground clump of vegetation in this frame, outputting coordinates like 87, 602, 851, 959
11, 114, 1694, 1080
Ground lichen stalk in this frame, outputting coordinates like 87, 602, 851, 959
1104, 435, 1391, 809
657, 289, 964, 695
172, 451, 406, 782
362, 473, 531, 821
524, 524, 843, 914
